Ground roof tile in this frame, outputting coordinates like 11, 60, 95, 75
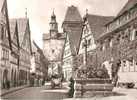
16, 18, 28, 45
86, 14, 114, 40
63, 5, 82, 23
9, 19, 16, 40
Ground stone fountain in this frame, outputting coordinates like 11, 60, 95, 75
73, 39, 114, 98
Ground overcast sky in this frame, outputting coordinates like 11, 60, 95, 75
7, 0, 128, 48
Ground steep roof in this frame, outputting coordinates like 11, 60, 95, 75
32, 41, 38, 53
62, 5, 83, 55
67, 27, 82, 55
9, 19, 16, 39
86, 14, 114, 40
0, 0, 12, 50
117, 0, 137, 17
63, 5, 82, 23
16, 18, 28, 45
32, 41, 43, 55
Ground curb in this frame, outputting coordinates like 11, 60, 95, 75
0, 85, 29, 97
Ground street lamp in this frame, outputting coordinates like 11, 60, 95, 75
82, 39, 88, 96
83, 39, 88, 74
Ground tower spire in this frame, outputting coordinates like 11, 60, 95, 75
86, 8, 88, 15
53, 8, 55, 15
49, 9, 58, 38
25, 8, 27, 18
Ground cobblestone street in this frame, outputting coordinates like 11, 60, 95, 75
1, 86, 68, 100
64, 88, 137, 100
1, 0, 137, 99
1, 87, 137, 100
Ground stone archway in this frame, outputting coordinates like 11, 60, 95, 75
3, 69, 8, 89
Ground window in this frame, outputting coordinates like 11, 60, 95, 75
102, 43, 105, 51
82, 42, 85, 48
1, 26, 4, 37
83, 26, 89, 35
123, 60, 126, 67
117, 19, 120, 25
87, 39, 91, 46
106, 25, 109, 31
109, 38, 113, 47
130, 29, 136, 40
2, 48, 9, 65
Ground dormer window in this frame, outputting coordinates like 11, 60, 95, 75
130, 29, 137, 41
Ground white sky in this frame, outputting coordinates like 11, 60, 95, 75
7, 0, 128, 48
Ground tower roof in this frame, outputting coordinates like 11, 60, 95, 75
51, 10, 56, 18
63, 5, 82, 22
117, 0, 137, 17
67, 27, 82, 55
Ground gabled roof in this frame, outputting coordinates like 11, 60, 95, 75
117, 0, 137, 17
86, 14, 114, 40
9, 19, 16, 40
67, 27, 82, 55
16, 18, 28, 45
63, 5, 82, 23
32, 41, 40, 53
62, 5, 83, 55
0, 0, 12, 50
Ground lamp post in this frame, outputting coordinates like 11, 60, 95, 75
81, 39, 88, 96
83, 39, 87, 66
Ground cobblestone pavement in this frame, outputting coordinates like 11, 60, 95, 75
1, 86, 137, 100
1, 86, 68, 100
64, 88, 137, 100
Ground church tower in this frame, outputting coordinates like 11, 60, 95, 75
49, 10, 58, 39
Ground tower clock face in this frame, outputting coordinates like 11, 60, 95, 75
51, 32, 57, 38
44, 39, 64, 61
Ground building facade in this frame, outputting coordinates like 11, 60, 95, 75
17, 18, 32, 85
31, 41, 43, 78
9, 19, 20, 87
97, 0, 137, 85
78, 13, 113, 69
0, 0, 12, 89
62, 5, 83, 81
43, 11, 65, 77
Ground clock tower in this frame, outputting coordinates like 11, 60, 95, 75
49, 11, 58, 39
43, 10, 65, 76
